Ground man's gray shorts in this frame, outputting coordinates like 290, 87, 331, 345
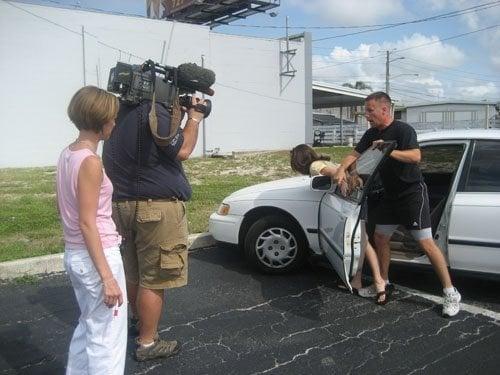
375, 224, 433, 240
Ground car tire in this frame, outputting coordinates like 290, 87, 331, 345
244, 215, 307, 274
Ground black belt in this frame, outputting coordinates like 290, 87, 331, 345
114, 197, 179, 203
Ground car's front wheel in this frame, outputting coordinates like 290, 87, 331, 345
244, 215, 307, 274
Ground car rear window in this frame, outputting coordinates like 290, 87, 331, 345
463, 140, 500, 192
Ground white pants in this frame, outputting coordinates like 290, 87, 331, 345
64, 247, 128, 375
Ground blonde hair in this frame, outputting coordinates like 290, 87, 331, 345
67, 86, 119, 132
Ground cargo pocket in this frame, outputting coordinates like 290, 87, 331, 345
160, 243, 186, 276
136, 206, 162, 223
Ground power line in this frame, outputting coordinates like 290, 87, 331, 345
393, 24, 500, 53
12, 0, 146, 17
390, 84, 445, 99
312, 1, 500, 42
391, 87, 472, 102
218, 1, 500, 32
391, 89, 438, 103
397, 61, 500, 83
403, 57, 500, 80
312, 23, 500, 73
313, 54, 386, 70
4, 1, 307, 105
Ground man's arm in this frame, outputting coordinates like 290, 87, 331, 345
176, 97, 206, 161
389, 123, 421, 163
390, 148, 421, 163
333, 150, 360, 184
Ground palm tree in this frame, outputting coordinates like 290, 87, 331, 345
342, 81, 372, 123
342, 81, 373, 91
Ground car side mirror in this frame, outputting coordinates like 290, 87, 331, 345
311, 175, 333, 191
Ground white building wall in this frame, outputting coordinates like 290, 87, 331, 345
207, 33, 308, 154
0, 2, 309, 167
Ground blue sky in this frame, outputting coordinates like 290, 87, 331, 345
13, 0, 500, 104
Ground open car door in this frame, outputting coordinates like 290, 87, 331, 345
315, 141, 396, 291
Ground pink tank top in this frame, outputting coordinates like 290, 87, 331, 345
56, 147, 121, 250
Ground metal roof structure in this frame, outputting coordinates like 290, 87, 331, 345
163, 0, 280, 28
402, 100, 499, 109
312, 81, 369, 108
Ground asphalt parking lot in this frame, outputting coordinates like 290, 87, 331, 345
0, 244, 499, 375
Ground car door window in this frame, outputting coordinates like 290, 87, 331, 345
332, 142, 395, 203
462, 140, 500, 192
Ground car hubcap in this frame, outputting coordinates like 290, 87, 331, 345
255, 227, 297, 268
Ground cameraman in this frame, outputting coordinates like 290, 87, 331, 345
103, 95, 206, 362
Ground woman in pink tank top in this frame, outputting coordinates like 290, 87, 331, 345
56, 86, 127, 375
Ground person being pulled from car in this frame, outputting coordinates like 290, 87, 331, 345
290, 144, 388, 304
103, 92, 208, 361
290, 144, 357, 188
333, 91, 461, 317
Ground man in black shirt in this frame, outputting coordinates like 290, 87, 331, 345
334, 92, 461, 317
103, 95, 207, 360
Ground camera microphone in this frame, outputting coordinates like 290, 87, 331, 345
177, 63, 215, 96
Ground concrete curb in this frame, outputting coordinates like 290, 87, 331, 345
0, 232, 216, 280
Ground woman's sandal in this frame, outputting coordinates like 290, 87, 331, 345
376, 290, 389, 305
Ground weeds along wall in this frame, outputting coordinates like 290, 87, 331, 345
0, 2, 311, 167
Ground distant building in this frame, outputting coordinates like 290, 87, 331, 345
396, 101, 499, 133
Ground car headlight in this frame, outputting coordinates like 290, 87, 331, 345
217, 203, 230, 216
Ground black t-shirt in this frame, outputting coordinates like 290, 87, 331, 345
355, 120, 422, 195
102, 100, 191, 201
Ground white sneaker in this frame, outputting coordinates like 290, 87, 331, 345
442, 288, 461, 317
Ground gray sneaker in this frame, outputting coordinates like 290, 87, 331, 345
442, 288, 461, 317
357, 284, 377, 298
136, 338, 181, 362
357, 283, 394, 298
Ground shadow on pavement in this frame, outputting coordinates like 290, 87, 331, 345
190, 243, 341, 322
0, 324, 65, 374
27, 284, 79, 327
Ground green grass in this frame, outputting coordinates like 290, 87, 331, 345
0, 147, 352, 262
13, 274, 40, 285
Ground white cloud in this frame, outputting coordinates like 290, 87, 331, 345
420, 0, 500, 71
457, 82, 498, 98
382, 33, 465, 68
427, 87, 445, 99
312, 33, 472, 103
289, 0, 407, 25
421, 0, 448, 10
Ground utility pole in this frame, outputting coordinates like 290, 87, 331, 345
385, 50, 390, 94
382, 50, 404, 96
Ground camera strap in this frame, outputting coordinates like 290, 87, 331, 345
148, 89, 182, 147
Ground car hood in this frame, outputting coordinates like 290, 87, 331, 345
225, 176, 321, 202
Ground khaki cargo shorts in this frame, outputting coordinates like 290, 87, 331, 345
112, 199, 188, 290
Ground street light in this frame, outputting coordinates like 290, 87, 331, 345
391, 73, 419, 79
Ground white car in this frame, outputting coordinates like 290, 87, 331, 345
209, 130, 500, 289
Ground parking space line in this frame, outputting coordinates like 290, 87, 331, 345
395, 284, 500, 322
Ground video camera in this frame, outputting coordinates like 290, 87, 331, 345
107, 59, 214, 118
